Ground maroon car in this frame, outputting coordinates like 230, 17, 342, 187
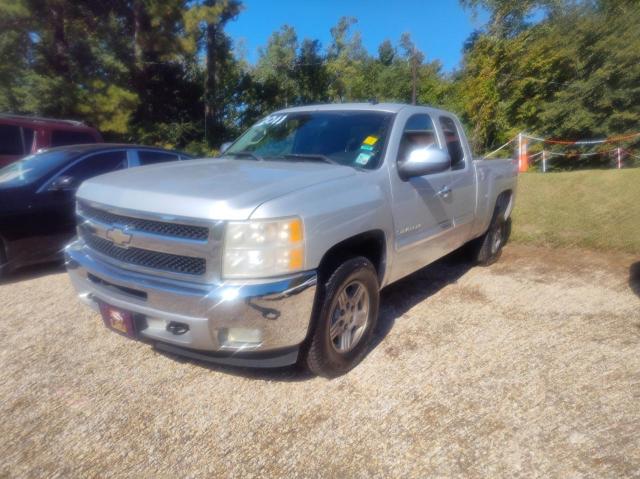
0, 114, 103, 168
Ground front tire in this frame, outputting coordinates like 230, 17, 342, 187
304, 257, 379, 378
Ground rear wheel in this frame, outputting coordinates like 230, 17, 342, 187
304, 257, 379, 378
472, 214, 510, 266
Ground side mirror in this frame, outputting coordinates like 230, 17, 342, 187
48, 175, 76, 191
398, 146, 451, 180
220, 142, 232, 154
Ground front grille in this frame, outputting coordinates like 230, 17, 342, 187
84, 234, 206, 276
78, 203, 209, 241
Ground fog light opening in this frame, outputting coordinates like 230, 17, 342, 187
220, 328, 263, 349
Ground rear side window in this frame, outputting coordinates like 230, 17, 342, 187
439, 117, 465, 170
51, 130, 96, 147
63, 151, 127, 183
0, 124, 23, 155
138, 150, 179, 166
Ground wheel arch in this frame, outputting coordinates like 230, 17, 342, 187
316, 229, 387, 286
495, 189, 514, 220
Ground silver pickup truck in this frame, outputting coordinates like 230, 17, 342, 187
65, 103, 517, 377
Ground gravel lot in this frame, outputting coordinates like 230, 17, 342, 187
1, 245, 639, 478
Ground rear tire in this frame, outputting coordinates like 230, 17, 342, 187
304, 257, 379, 378
471, 214, 510, 266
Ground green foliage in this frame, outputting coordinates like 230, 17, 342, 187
1, 0, 638, 161
460, 0, 563, 37
254, 25, 299, 107
77, 83, 139, 135
457, 0, 640, 162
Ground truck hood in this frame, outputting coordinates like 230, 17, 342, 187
77, 158, 355, 220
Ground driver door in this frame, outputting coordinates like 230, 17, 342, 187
388, 113, 454, 280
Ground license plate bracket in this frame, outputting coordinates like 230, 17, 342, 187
98, 301, 136, 338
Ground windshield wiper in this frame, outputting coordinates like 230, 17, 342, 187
283, 153, 340, 165
226, 150, 264, 161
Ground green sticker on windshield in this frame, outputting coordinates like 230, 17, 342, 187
355, 152, 373, 165
361, 144, 374, 151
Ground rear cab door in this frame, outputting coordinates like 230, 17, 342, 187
437, 114, 477, 248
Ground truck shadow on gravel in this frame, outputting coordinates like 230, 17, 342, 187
155, 249, 474, 382
371, 250, 473, 353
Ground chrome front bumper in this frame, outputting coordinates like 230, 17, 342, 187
64, 240, 317, 367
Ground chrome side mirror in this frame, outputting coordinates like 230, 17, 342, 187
398, 146, 451, 180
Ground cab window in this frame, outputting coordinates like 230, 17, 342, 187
439, 116, 465, 170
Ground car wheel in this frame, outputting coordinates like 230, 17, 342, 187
304, 257, 379, 378
473, 214, 510, 266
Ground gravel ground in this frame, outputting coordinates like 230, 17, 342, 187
1, 245, 639, 478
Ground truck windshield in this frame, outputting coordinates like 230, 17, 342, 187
0, 150, 76, 187
225, 110, 393, 169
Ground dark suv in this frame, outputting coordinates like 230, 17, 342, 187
0, 144, 193, 277
0, 114, 103, 168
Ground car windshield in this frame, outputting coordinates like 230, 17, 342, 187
0, 150, 76, 187
224, 110, 394, 169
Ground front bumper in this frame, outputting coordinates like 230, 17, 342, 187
64, 240, 317, 367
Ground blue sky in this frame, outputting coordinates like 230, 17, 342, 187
226, 0, 488, 72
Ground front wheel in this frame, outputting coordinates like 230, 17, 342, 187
304, 257, 379, 378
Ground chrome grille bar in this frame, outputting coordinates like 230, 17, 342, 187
84, 234, 206, 276
78, 202, 209, 241
76, 201, 219, 282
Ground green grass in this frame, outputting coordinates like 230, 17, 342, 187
511, 168, 640, 254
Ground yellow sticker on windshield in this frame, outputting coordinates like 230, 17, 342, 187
363, 135, 378, 146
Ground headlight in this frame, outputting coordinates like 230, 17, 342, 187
223, 217, 304, 279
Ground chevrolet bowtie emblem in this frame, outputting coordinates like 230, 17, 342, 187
106, 227, 133, 248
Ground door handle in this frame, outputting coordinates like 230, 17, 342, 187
437, 186, 452, 198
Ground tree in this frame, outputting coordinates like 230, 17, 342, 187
456, 0, 640, 162
184, 0, 242, 146
326, 17, 368, 101
377, 40, 395, 66
460, 0, 564, 37
295, 39, 329, 104
254, 25, 298, 107
399, 33, 424, 105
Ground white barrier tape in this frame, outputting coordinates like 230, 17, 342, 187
524, 132, 640, 145
482, 137, 516, 159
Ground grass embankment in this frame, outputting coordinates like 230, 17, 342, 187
511, 168, 640, 254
